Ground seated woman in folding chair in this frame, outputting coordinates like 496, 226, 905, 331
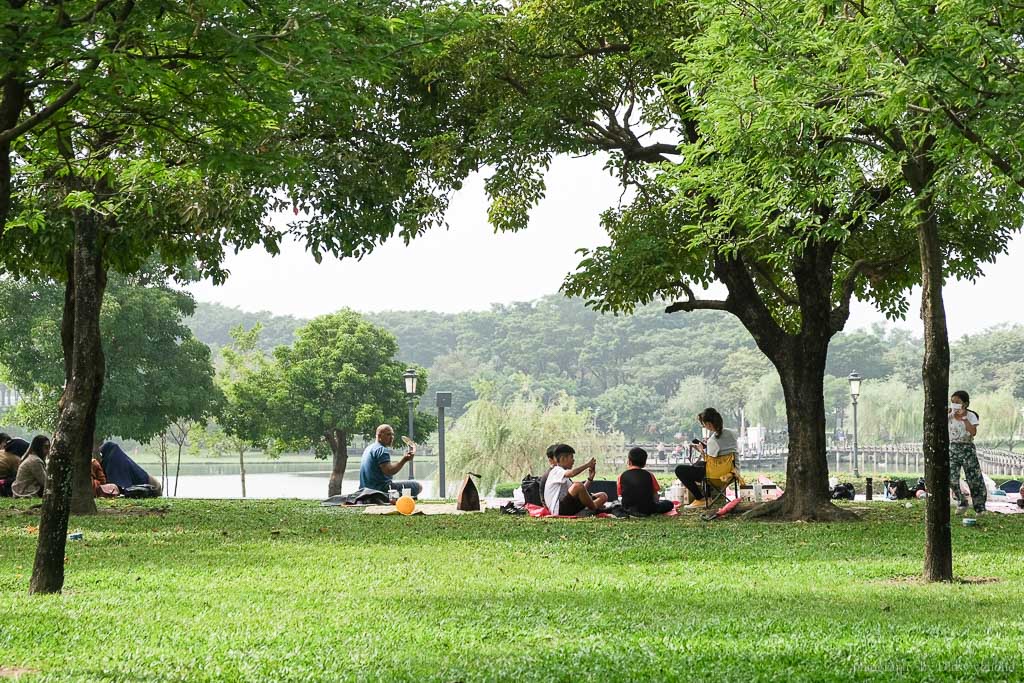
675, 407, 739, 510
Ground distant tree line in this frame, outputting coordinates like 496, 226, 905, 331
187, 297, 1024, 447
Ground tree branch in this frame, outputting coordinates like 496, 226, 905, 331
829, 252, 911, 332
750, 260, 799, 306
524, 43, 631, 60
664, 281, 729, 313
939, 105, 1024, 189
831, 258, 873, 332
825, 135, 890, 154
0, 75, 88, 145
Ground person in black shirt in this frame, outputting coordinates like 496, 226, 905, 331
617, 447, 673, 516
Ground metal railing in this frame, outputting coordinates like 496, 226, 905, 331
610, 442, 1024, 477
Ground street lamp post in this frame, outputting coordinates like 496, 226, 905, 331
403, 369, 418, 479
436, 392, 452, 498
848, 372, 862, 478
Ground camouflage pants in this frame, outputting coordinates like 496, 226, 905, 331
949, 442, 986, 512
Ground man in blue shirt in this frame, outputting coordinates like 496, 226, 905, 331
359, 424, 422, 498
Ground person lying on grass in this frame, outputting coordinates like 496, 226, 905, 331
543, 443, 607, 516
618, 447, 674, 516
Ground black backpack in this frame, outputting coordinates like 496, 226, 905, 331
521, 474, 543, 507
830, 482, 855, 500
122, 484, 160, 499
886, 478, 912, 500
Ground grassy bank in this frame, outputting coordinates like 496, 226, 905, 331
1, 499, 1022, 682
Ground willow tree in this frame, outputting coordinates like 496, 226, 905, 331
5, 0, 472, 594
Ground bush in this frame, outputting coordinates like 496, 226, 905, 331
494, 481, 518, 497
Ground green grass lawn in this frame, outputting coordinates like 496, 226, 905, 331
1, 499, 1022, 682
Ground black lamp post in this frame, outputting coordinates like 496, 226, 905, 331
848, 371, 862, 478
436, 392, 452, 498
403, 368, 418, 479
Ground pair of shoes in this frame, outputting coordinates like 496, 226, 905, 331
685, 498, 707, 509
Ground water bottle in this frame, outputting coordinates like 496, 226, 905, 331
753, 480, 763, 503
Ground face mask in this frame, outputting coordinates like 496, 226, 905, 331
949, 403, 961, 411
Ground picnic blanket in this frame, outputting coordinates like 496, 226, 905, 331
986, 492, 1022, 514
524, 502, 680, 519
362, 502, 486, 515
320, 488, 389, 507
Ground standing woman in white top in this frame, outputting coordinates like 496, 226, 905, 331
675, 407, 738, 509
948, 390, 985, 514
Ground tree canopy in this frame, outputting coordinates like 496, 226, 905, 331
226, 310, 437, 496
0, 271, 218, 443
185, 298, 1024, 445
404, 0, 1024, 522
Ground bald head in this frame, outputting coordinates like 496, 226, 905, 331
376, 424, 395, 446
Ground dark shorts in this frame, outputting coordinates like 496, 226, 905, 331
558, 492, 585, 516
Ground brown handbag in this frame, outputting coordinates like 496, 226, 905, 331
456, 472, 482, 511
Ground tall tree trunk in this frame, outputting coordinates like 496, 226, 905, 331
917, 193, 953, 582
59, 251, 104, 515
174, 441, 184, 497
30, 211, 106, 594
239, 447, 247, 498
0, 75, 27, 230
710, 248, 856, 522
327, 429, 348, 497
157, 433, 166, 490
749, 342, 856, 521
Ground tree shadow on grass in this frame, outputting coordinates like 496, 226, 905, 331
7, 576, 1022, 682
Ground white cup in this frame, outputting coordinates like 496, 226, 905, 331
402, 487, 411, 498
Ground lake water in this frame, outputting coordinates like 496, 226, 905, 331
160, 462, 439, 500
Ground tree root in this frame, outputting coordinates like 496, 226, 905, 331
743, 495, 859, 522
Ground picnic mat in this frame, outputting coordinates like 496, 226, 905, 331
524, 502, 681, 519
361, 502, 487, 515
855, 490, 1022, 513
986, 492, 1022, 514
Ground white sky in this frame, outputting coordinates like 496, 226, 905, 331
187, 156, 1024, 340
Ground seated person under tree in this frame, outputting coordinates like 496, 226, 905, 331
674, 407, 739, 509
